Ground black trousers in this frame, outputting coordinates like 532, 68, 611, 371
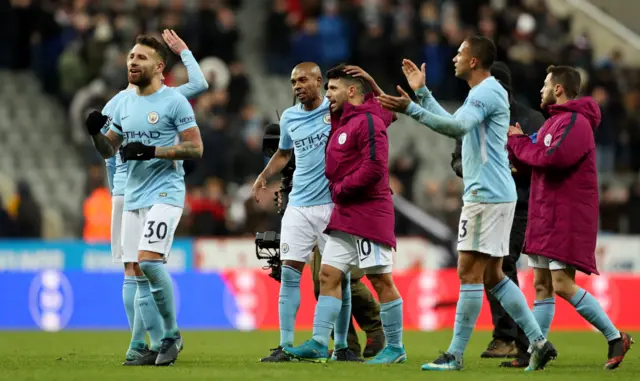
487, 211, 530, 356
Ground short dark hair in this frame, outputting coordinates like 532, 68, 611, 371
325, 64, 365, 93
135, 34, 168, 64
465, 35, 496, 70
546, 65, 581, 99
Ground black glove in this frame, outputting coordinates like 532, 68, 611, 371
85, 110, 109, 136
120, 142, 156, 162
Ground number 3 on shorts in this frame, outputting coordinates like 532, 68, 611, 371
356, 238, 372, 262
459, 219, 468, 240
144, 220, 168, 244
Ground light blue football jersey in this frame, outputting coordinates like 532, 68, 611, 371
279, 98, 332, 207
110, 49, 207, 196
406, 76, 516, 203
110, 85, 198, 211
102, 89, 135, 194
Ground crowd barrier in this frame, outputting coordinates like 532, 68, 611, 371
0, 237, 639, 331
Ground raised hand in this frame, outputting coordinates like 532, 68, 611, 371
344, 65, 386, 96
402, 59, 426, 91
377, 86, 412, 112
344, 65, 373, 84
162, 29, 188, 55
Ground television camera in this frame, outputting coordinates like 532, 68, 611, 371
254, 123, 295, 282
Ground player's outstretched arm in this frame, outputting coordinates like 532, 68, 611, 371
155, 126, 204, 160
163, 29, 209, 98
414, 87, 452, 117
405, 101, 479, 138
402, 59, 451, 117
378, 87, 477, 138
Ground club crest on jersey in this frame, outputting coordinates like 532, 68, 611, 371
282, 243, 289, 253
323, 113, 331, 124
544, 133, 552, 147
338, 132, 347, 145
147, 111, 159, 124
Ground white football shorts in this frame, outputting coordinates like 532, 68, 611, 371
322, 230, 394, 275
111, 195, 124, 262
527, 255, 569, 271
280, 203, 334, 263
456, 202, 516, 257
121, 203, 183, 263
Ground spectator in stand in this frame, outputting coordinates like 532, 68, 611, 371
8, 180, 43, 238
265, 0, 296, 75
317, 0, 350, 71
592, 86, 616, 173
291, 18, 323, 65
0, 195, 17, 238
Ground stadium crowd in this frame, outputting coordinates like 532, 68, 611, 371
1, 0, 640, 238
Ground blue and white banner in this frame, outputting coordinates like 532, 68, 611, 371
0, 271, 243, 331
0, 239, 193, 272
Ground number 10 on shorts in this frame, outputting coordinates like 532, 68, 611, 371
356, 238, 372, 262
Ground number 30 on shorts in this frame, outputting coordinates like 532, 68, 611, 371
144, 220, 168, 243
356, 238, 372, 262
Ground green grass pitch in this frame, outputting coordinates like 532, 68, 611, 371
1, 330, 638, 381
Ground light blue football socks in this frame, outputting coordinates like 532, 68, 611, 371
380, 298, 404, 348
491, 277, 545, 345
139, 260, 179, 339
123, 276, 146, 348
532, 297, 556, 337
334, 274, 352, 350
447, 284, 484, 357
123, 276, 137, 330
570, 288, 620, 341
311, 296, 342, 347
135, 276, 163, 351
278, 265, 301, 347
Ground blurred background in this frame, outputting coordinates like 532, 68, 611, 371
1, 0, 640, 332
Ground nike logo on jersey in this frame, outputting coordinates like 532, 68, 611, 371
137, 153, 144, 157
122, 115, 130, 120
148, 239, 162, 244
291, 125, 301, 132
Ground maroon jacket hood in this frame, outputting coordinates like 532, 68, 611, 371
547, 96, 601, 132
